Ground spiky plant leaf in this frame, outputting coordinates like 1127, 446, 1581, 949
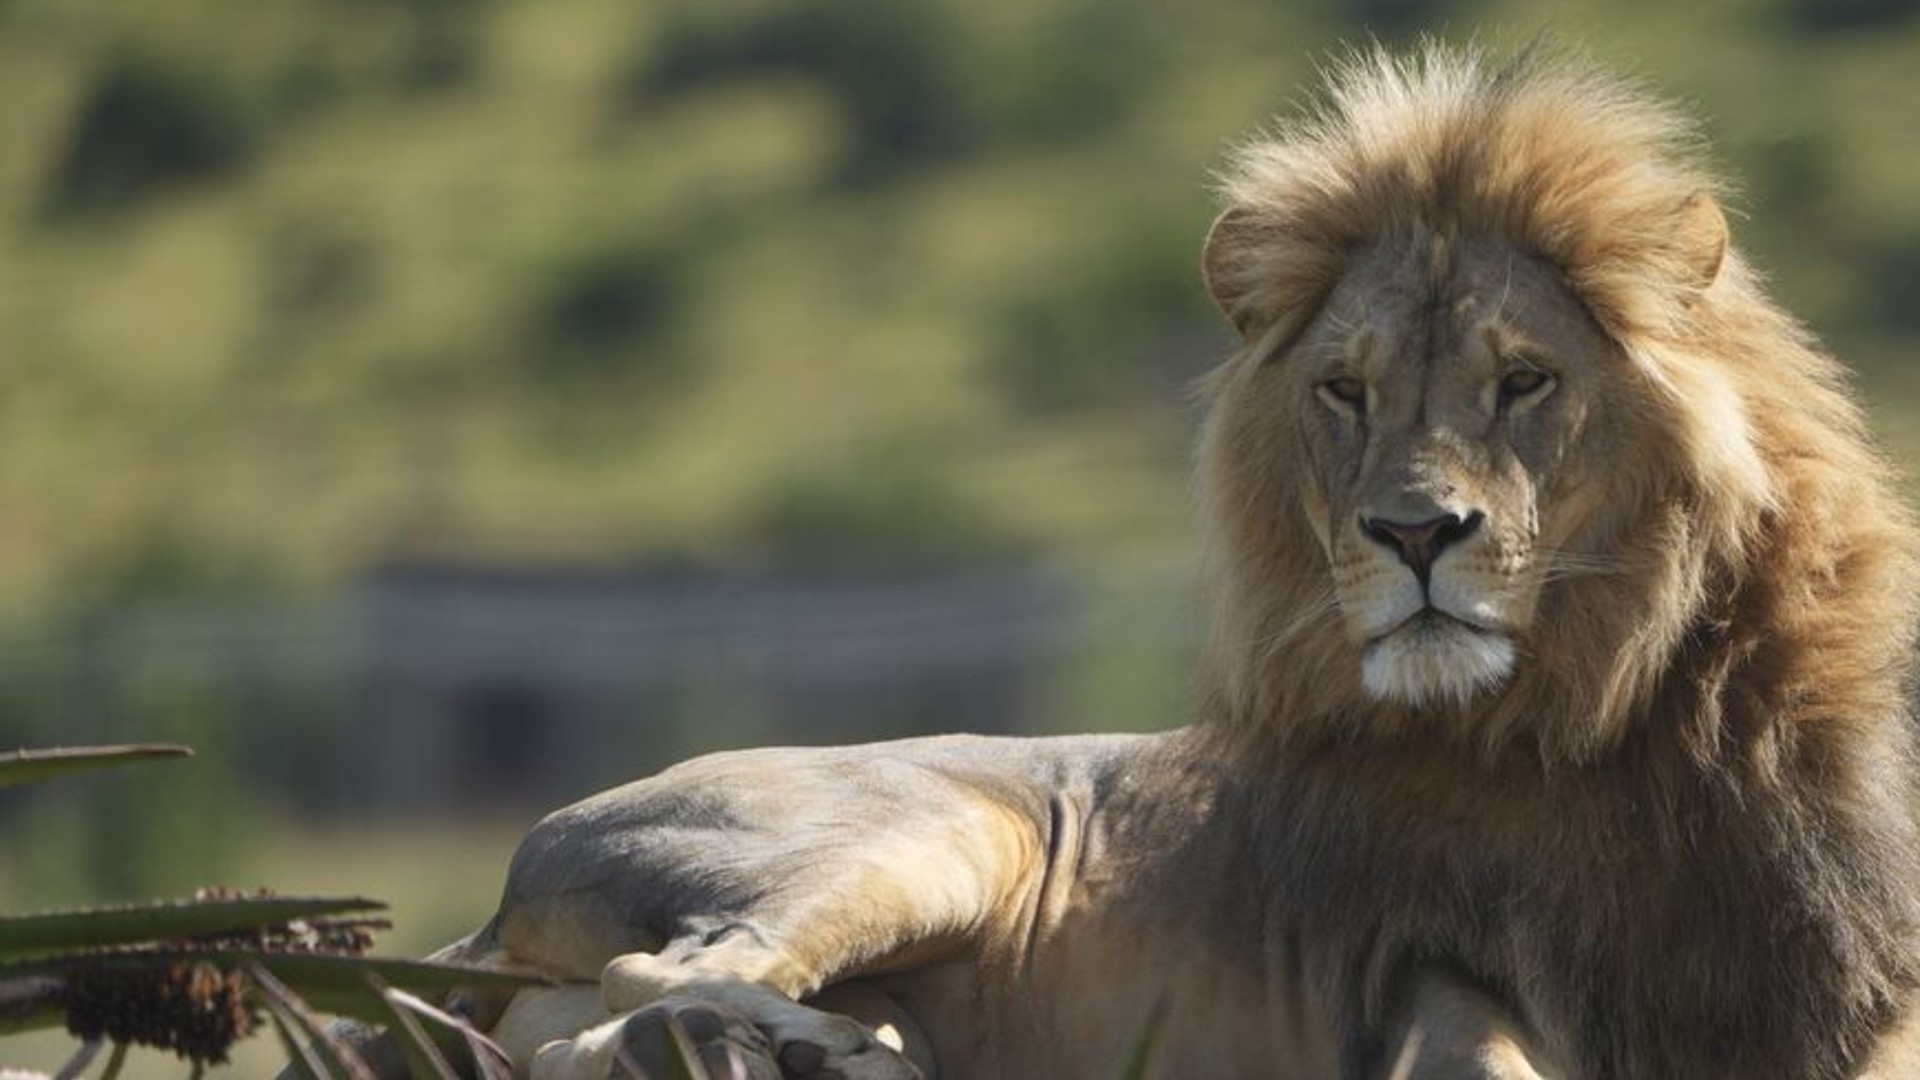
361, 976, 461, 1080
95, 1042, 129, 1080
250, 954, 549, 1022
0, 745, 190, 789
0, 895, 386, 961
49, 1037, 102, 1080
667, 1015, 713, 1080
263, 997, 337, 1080
250, 963, 376, 1080
2, 951, 543, 1011
371, 977, 519, 1079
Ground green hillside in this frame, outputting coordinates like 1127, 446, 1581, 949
2, 0, 1917, 619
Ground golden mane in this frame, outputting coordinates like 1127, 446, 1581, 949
1197, 43, 1920, 768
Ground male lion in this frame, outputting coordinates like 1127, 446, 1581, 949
357, 45, 1920, 1079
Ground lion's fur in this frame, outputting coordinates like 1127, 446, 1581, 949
1192, 43, 1920, 1076
344, 43, 1920, 1080
1200, 43, 1919, 766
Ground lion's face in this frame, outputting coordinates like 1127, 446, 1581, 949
1309, 238, 1623, 707
1214, 233, 1631, 711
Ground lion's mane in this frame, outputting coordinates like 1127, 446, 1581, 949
1199, 43, 1919, 767
1189, 44, 1920, 1075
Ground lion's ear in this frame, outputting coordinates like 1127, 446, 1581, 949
1202, 206, 1264, 338
1673, 192, 1728, 294
1203, 205, 1340, 342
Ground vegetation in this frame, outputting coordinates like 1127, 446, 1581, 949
0, 746, 544, 1079
0, 0, 1913, 620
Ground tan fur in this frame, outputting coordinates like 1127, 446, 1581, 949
1189, 41, 1920, 1076
313, 44, 1920, 1080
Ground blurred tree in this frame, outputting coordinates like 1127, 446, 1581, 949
522, 243, 687, 386
1330, 0, 1482, 37
744, 453, 1031, 574
629, 0, 976, 182
971, 3, 1164, 144
40, 56, 256, 217
1777, 0, 1920, 32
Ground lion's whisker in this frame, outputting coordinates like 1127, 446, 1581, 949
1534, 549, 1632, 582
1252, 590, 1342, 657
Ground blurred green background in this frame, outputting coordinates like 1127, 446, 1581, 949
1, 0, 1917, 1073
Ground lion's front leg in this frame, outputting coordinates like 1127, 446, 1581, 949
473, 738, 1065, 1078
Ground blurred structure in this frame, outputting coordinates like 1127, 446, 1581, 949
8, 563, 1073, 812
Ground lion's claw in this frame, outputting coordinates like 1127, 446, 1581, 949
770, 1013, 920, 1079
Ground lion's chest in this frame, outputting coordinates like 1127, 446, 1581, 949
1230, 757, 1900, 1079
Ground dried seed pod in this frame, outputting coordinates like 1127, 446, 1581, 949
61, 960, 256, 1065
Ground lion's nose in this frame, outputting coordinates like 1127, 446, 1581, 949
1360, 511, 1483, 584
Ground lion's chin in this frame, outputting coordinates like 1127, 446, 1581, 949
1360, 613, 1515, 708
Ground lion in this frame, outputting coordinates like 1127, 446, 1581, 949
334, 44, 1920, 1079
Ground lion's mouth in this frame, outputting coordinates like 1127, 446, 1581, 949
1371, 606, 1494, 643
1360, 608, 1515, 706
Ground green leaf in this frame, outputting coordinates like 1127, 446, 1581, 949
260, 984, 343, 1080
97, 1041, 131, 1080
0, 951, 545, 1017
370, 976, 519, 1080
245, 954, 550, 1022
660, 1014, 712, 1080
361, 975, 461, 1080
52, 1038, 104, 1080
0, 895, 386, 960
0, 744, 191, 789
249, 962, 377, 1080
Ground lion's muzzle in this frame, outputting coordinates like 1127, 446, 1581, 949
1359, 510, 1485, 585
1338, 501, 1530, 708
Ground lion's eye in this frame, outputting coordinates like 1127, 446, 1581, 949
1317, 376, 1367, 413
1498, 367, 1554, 406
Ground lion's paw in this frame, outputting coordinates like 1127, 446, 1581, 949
763, 1007, 921, 1079
619, 996, 784, 1079
531, 994, 775, 1080
529, 987, 922, 1080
